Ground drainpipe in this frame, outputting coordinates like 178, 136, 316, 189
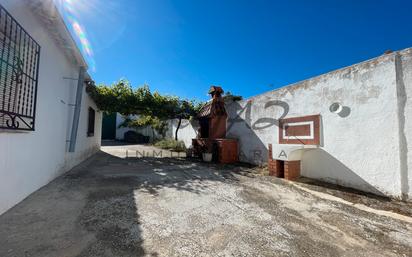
69, 66, 86, 152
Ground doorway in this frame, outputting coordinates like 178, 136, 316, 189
102, 113, 116, 140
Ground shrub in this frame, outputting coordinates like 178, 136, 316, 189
124, 130, 150, 144
154, 139, 186, 152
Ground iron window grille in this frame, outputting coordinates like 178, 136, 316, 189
0, 4, 41, 131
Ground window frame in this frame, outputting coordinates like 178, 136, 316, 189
87, 107, 95, 137
0, 4, 41, 131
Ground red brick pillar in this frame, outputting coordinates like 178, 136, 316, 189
284, 161, 301, 181
268, 144, 273, 160
268, 144, 275, 176
268, 144, 283, 177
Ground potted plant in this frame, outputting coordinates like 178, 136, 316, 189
200, 142, 213, 162
202, 152, 213, 162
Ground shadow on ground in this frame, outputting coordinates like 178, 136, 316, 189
65, 151, 257, 256
295, 177, 412, 217
0, 150, 255, 257
1, 148, 412, 257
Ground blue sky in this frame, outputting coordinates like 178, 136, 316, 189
63, 0, 412, 101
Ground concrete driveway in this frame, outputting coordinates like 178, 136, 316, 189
0, 144, 411, 257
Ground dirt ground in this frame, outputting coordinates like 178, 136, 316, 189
0, 143, 411, 257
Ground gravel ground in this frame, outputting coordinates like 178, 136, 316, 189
0, 144, 411, 257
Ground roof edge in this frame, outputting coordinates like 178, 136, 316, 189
24, 0, 88, 69
246, 47, 412, 101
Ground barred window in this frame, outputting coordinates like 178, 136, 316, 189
0, 4, 41, 131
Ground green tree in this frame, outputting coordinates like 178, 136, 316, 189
87, 79, 204, 140
169, 100, 203, 140
86, 79, 154, 115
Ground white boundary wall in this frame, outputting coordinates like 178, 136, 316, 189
401, 49, 412, 200
115, 114, 198, 146
227, 49, 412, 198
0, 1, 102, 214
115, 113, 158, 141
172, 49, 412, 199
165, 119, 199, 147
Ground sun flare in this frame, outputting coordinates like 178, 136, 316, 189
54, 0, 96, 71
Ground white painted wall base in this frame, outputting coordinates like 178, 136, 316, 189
0, 1, 102, 215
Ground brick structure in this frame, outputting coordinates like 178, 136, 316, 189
284, 161, 301, 181
197, 86, 227, 139
192, 86, 239, 164
268, 144, 301, 181
214, 139, 238, 164
192, 138, 238, 164
268, 144, 280, 176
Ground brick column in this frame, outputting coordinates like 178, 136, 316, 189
284, 161, 301, 181
268, 144, 283, 177
268, 144, 275, 176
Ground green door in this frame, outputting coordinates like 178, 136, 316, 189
102, 113, 117, 140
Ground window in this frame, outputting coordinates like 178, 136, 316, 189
87, 107, 95, 137
0, 4, 41, 131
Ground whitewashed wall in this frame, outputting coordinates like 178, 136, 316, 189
165, 119, 199, 147
226, 50, 411, 198
115, 114, 199, 145
64, 86, 102, 171
116, 113, 127, 140
0, 2, 102, 214
400, 48, 412, 199
115, 113, 157, 141
169, 50, 412, 199
116, 113, 136, 140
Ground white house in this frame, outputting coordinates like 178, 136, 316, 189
0, 0, 102, 214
